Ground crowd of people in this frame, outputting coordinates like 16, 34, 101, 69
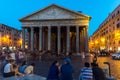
0, 49, 35, 78
47, 57, 106, 80
0, 48, 108, 80
47, 57, 74, 80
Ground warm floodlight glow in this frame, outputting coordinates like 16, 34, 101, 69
110, 47, 112, 50
118, 47, 120, 51
95, 40, 98, 44
101, 38, 105, 42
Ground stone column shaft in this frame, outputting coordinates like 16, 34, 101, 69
22, 28, 25, 49
34, 32, 37, 49
30, 27, 34, 51
83, 28, 85, 52
48, 27, 51, 50
66, 27, 70, 55
57, 27, 61, 54
39, 27, 42, 51
76, 26, 79, 54
80, 31, 83, 52
85, 27, 88, 53
81, 29, 84, 52
28, 31, 30, 49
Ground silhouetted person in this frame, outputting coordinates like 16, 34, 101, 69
47, 61, 60, 80
91, 63, 106, 80
60, 58, 74, 80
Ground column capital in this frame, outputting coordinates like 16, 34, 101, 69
76, 25, 80, 27
57, 26, 61, 29
67, 26, 70, 29
31, 27, 34, 29
48, 26, 51, 28
39, 26, 42, 28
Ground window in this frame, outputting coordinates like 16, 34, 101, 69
113, 22, 114, 24
112, 14, 115, 19
117, 10, 119, 14
113, 41, 115, 44
117, 18, 119, 21
117, 23, 120, 28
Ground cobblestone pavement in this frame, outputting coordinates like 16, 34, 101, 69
97, 56, 120, 80
33, 55, 120, 80
33, 55, 93, 80
1, 55, 119, 80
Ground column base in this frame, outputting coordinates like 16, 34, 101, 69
66, 52, 69, 55
76, 53, 81, 55
85, 53, 92, 57
57, 51, 60, 55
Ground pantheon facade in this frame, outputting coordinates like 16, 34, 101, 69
20, 4, 91, 54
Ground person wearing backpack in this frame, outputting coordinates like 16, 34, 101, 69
18, 61, 27, 74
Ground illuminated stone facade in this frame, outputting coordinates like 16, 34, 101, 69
89, 5, 120, 52
0, 24, 22, 49
20, 4, 91, 54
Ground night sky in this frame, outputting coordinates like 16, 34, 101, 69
0, 0, 120, 36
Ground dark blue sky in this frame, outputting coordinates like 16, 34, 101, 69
0, 0, 120, 36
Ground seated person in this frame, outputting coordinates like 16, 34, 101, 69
18, 61, 27, 74
3, 59, 15, 77
24, 63, 35, 75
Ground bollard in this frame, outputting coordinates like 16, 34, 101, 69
104, 62, 115, 80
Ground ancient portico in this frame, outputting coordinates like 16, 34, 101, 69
20, 4, 91, 54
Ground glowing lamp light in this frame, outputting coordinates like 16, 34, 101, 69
95, 40, 98, 44
25, 45, 28, 49
90, 42, 94, 45
116, 33, 120, 36
100, 46, 105, 50
101, 38, 105, 42
110, 47, 112, 50
6, 35, 9, 38
9, 46, 12, 50
118, 47, 120, 51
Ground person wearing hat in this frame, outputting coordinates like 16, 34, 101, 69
60, 58, 74, 80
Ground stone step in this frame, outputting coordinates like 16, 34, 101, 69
0, 74, 46, 80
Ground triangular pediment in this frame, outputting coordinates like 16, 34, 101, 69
20, 4, 91, 21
